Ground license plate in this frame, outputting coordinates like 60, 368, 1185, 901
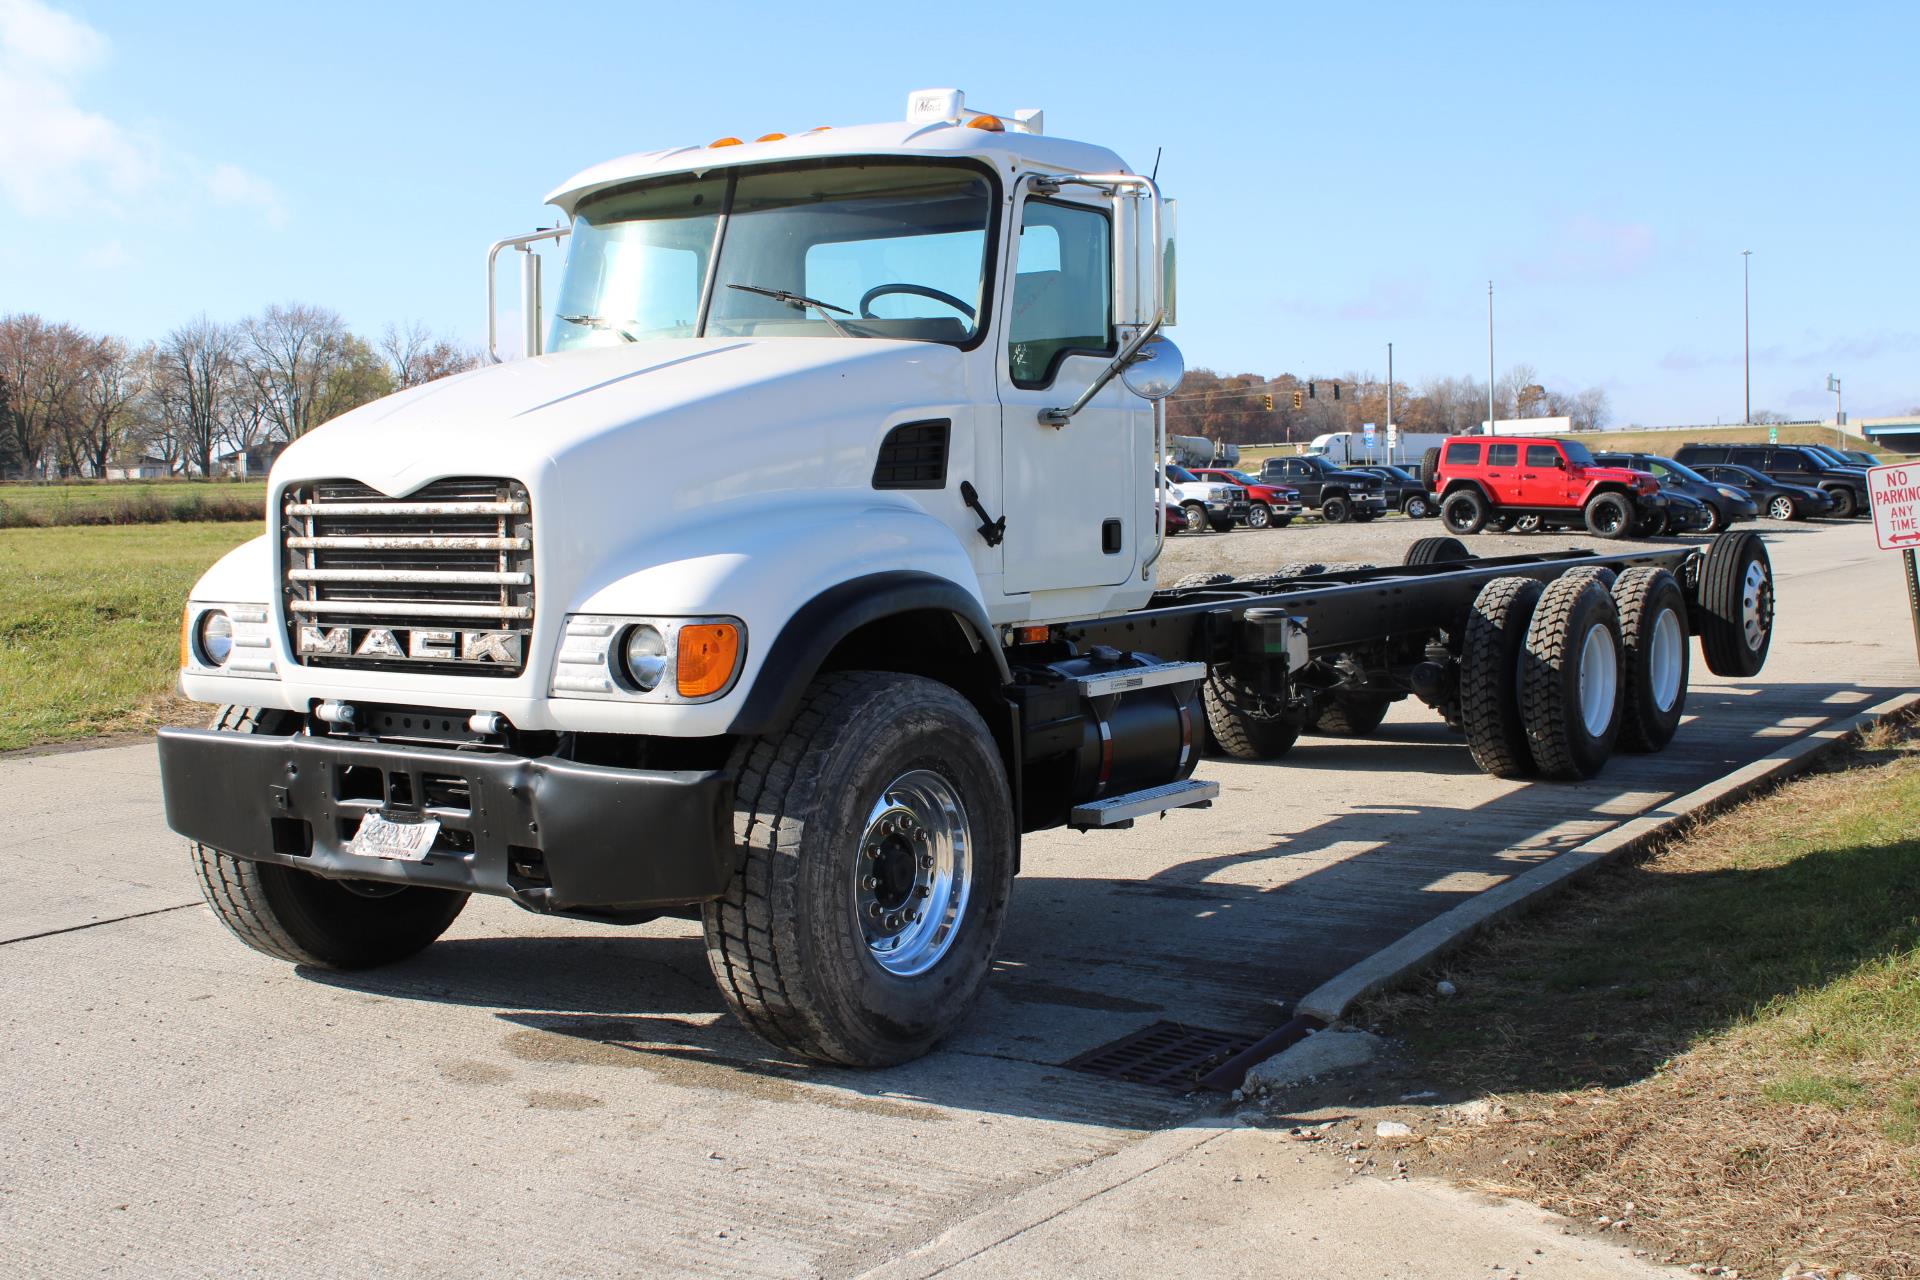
348, 812, 441, 862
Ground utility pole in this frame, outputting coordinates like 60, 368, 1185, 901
1386, 342, 1395, 464
1486, 282, 1495, 434
1743, 250, 1752, 424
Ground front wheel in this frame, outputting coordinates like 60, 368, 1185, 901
1245, 502, 1272, 530
1403, 494, 1434, 519
1701, 503, 1725, 533
1322, 495, 1352, 524
1584, 491, 1633, 539
703, 672, 1015, 1067
1182, 501, 1209, 532
1273, 516, 1293, 528
1767, 495, 1796, 521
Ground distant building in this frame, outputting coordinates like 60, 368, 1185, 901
216, 441, 288, 479
105, 455, 172, 480
1861, 417, 1920, 457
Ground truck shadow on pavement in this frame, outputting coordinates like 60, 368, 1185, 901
303, 677, 1904, 1130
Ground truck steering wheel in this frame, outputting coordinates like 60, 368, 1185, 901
858, 283, 975, 321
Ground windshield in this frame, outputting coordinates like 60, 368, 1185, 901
551, 161, 994, 351
1561, 440, 1597, 467
1657, 457, 1713, 484
1165, 464, 1199, 483
1220, 470, 1257, 485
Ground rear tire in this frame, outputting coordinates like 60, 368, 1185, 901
1612, 567, 1689, 753
1403, 494, 1434, 519
1203, 675, 1301, 760
1584, 491, 1633, 540
1275, 561, 1325, 578
1460, 577, 1544, 778
1520, 577, 1624, 780
1441, 489, 1488, 535
1322, 495, 1352, 524
1696, 530, 1774, 677
703, 672, 1015, 1066
1828, 487, 1857, 519
1404, 535, 1472, 566
190, 711, 468, 970
1310, 694, 1391, 737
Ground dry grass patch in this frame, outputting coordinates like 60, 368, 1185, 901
1365, 728, 1920, 1278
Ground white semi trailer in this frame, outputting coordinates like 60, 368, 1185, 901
159, 90, 1778, 1069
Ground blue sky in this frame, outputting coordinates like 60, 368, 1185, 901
2, 0, 1914, 425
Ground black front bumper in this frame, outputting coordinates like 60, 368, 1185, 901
157, 728, 735, 914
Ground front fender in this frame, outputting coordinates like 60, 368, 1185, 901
573, 496, 1000, 729
188, 533, 273, 603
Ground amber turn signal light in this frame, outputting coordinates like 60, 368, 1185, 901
677, 623, 741, 698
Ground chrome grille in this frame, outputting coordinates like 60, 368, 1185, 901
282, 477, 534, 677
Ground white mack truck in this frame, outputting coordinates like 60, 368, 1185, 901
159, 90, 1778, 1068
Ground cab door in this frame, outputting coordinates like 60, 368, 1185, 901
997, 193, 1144, 594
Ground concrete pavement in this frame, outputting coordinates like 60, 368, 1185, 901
2, 519, 1913, 1276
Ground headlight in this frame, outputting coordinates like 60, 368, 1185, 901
618, 624, 669, 692
196, 610, 234, 666
1716, 486, 1743, 500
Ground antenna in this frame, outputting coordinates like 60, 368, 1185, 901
1149, 147, 1163, 183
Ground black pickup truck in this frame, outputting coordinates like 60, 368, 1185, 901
1258, 454, 1390, 523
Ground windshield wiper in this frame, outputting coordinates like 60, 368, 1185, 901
725, 283, 855, 338
558, 314, 637, 343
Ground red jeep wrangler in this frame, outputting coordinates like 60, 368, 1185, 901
1428, 436, 1665, 540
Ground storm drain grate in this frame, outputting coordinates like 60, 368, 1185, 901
1064, 1021, 1257, 1090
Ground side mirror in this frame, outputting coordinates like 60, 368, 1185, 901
1121, 337, 1185, 401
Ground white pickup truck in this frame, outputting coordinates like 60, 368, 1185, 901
1163, 462, 1250, 532
159, 90, 1778, 1068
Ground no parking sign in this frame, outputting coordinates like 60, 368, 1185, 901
1867, 462, 1920, 664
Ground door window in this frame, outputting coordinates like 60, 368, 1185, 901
1487, 443, 1519, 466
1732, 448, 1767, 468
1007, 200, 1113, 387
1525, 445, 1560, 467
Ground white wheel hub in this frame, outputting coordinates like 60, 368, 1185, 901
1578, 622, 1619, 738
1741, 559, 1773, 653
1649, 606, 1684, 712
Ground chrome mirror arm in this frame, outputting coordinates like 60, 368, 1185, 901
486, 226, 572, 364
1038, 316, 1163, 428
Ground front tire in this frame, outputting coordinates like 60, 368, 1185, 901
703, 672, 1015, 1067
1520, 577, 1624, 780
1584, 491, 1633, 539
1404, 494, 1434, 519
1696, 531, 1774, 677
1203, 674, 1301, 759
191, 711, 468, 970
1767, 495, 1796, 521
1310, 694, 1391, 737
1612, 567, 1689, 753
1460, 577, 1545, 778
1322, 495, 1352, 524
1246, 502, 1272, 530
1183, 501, 1209, 532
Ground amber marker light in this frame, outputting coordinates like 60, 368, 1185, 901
1015, 625, 1049, 644
966, 115, 1004, 132
755, 132, 787, 142
179, 608, 193, 669
708, 136, 743, 148
677, 623, 741, 698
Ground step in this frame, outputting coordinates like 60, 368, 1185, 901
1067, 660, 1208, 699
1070, 778, 1221, 830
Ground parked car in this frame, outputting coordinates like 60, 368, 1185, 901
1190, 467, 1304, 529
1161, 501, 1191, 535
1799, 443, 1880, 471
1432, 435, 1666, 539
1689, 462, 1835, 521
1639, 488, 1714, 536
1672, 443, 1871, 519
1348, 464, 1436, 518
1590, 452, 1759, 533
1162, 463, 1249, 533
1257, 454, 1389, 523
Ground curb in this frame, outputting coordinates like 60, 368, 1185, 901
1222, 689, 1920, 1083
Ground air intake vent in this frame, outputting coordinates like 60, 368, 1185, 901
872, 419, 951, 490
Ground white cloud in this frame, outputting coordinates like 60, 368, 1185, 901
0, 0, 283, 224
208, 162, 286, 227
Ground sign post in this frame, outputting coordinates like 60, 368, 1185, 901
1362, 422, 1377, 462
1866, 462, 1920, 667
1768, 424, 1779, 444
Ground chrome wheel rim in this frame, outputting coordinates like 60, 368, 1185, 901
1185, 505, 1207, 532
1515, 515, 1541, 533
1408, 497, 1429, 518
856, 769, 971, 977
1769, 496, 1793, 520
1578, 622, 1619, 738
1247, 503, 1269, 528
1741, 559, 1773, 654
1649, 607, 1685, 712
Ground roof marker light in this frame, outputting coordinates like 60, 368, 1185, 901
966, 115, 1004, 132
709, 136, 743, 148
756, 132, 787, 142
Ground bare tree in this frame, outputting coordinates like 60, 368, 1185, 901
0, 313, 92, 478
380, 321, 482, 389
1570, 386, 1611, 433
243, 303, 397, 441
152, 316, 238, 477
71, 337, 149, 476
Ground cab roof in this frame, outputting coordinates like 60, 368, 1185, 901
546, 92, 1132, 215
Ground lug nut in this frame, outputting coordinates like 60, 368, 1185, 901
918, 853, 933, 870
916, 886, 931, 898
885, 914, 901, 930
866, 902, 883, 919
862, 876, 879, 890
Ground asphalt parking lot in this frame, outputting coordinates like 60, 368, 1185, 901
4, 517, 1915, 1278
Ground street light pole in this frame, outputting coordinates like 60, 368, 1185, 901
1386, 341, 1394, 463
1742, 250, 1752, 424
1487, 281, 1495, 434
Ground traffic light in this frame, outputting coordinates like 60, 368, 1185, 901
1307, 382, 1316, 399
1333, 383, 1341, 401
1262, 393, 1273, 412
1291, 390, 1304, 410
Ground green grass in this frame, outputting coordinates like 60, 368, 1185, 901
0, 523, 259, 751
0, 480, 267, 528
1370, 736, 1920, 1275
